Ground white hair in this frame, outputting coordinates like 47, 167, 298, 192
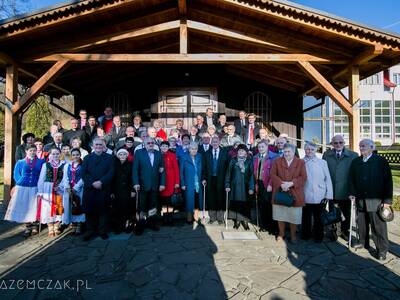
359, 139, 375, 150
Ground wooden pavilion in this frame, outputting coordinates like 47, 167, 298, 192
1, 0, 400, 201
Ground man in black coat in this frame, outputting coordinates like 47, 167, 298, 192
63, 118, 88, 150
15, 133, 35, 161
84, 116, 98, 142
81, 138, 115, 240
204, 136, 230, 224
109, 115, 126, 148
349, 139, 393, 260
44, 131, 64, 152
203, 107, 218, 128
233, 110, 248, 140
133, 137, 166, 235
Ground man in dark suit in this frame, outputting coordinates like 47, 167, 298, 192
195, 114, 208, 135
204, 136, 230, 224
203, 107, 218, 128
198, 133, 212, 154
84, 116, 98, 142
244, 113, 261, 150
189, 126, 201, 143
44, 131, 64, 152
109, 115, 126, 148
63, 118, 89, 150
78, 109, 88, 130
81, 138, 115, 241
233, 110, 248, 140
133, 137, 166, 235
349, 139, 393, 260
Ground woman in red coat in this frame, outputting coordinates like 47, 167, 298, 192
154, 119, 168, 141
159, 141, 180, 225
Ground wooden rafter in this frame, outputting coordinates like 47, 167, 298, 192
178, 0, 187, 17
12, 60, 69, 114
297, 61, 352, 116
304, 44, 384, 95
30, 53, 347, 64
221, 0, 382, 47
70, 20, 180, 52
187, 20, 289, 53
0, 52, 71, 95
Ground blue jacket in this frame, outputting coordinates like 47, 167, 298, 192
132, 149, 165, 191
14, 158, 45, 187
180, 153, 205, 211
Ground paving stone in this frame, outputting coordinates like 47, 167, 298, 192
159, 268, 179, 285
319, 277, 382, 300
327, 270, 360, 280
359, 269, 398, 290
281, 265, 324, 293
126, 252, 157, 271
260, 287, 309, 300
127, 268, 153, 287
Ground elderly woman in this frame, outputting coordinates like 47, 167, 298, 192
271, 143, 307, 243
302, 142, 333, 242
225, 144, 255, 230
180, 142, 205, 224
153, 119, 168, 141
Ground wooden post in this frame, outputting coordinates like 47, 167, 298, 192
349, 66, 360, 151
180, 20, 188, 54
4, 65, 18, 204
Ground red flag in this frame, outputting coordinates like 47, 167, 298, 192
384, 70, 396, 88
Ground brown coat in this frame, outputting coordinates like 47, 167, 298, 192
270, 156, 307, 207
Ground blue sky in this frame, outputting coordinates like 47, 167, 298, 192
30, 0, 400, 33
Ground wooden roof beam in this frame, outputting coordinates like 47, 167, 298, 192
303, 44, 384, 95
298, 61, 352, 116
12, 60, 69, 114
180, 20, 188, 54
187, 20, 290, 53
178, 0, 187, 17
30, 53, 347, 64
70, 20, 180, 52
0, 52, 71, 95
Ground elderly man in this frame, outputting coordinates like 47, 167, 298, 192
133, 137, 166, 235
109, 115, 126, 147
63, 118, 88, 150
195, 114, 207, 135
199, 132, 212, 153
204, 107, 218, 127
322, 135, 358, 241
44, 131, 64, 152
204, 136, 230, 224
216, 114, 227, 134
132, 114, 147, 137
81, 138, 114, 241
78, 109, 88, 129
245, 113, 261, 150
189, 126, 201, 143
220, 125, 243, 147
349, 139, 392, 260
234, 110, 248, 139
85, 115, 98, 142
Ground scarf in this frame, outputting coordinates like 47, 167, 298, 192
237, 156, 246, 173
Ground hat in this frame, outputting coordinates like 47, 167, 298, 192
378, 205, 394, 222
116, 148, 129, 156
236, 144, 248, 152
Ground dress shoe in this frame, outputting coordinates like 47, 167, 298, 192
340, 232, 349, 241
233, 221, 240, 230
147, 221, 160, 231
241, 221, 250, 231
218, 220, 224, 225
100, 233, 109, 240
134, 224, 144, 236
207, 220, 215, 225
377, 252, 387, 261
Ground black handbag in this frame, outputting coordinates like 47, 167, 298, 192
71, 192, 82, 216
320, 199, 342, 226
274, 189, 295, 207
171, 191, 184, 207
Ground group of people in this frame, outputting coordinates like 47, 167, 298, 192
4, 107, 393, 260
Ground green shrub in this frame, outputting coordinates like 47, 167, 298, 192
375, 141, 382, 146
393, 195, 400, 211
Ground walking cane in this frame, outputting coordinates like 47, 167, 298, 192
36, 195, 42, 237
348, 198, 355, 250
202, 182, 206, 224
135, 190, 139, 224
225, 190, 229, 230
255, 191, 260, 233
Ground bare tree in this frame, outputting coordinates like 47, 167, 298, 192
0, 0, 32, 19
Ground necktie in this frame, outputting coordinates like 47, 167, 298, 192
249, 125, 254, 145
336, 152, 341, 159
257, 155, 263, 180
213, 150, 218, 176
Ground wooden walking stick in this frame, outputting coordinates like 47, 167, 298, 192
225, 190, 229, 230
348, 198, 355, 250
255, 191, 260, 233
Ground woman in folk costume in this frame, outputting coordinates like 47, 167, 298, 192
34, 138, 49, 161
61, 148, 85, 235
4, 145, 45, 237
37, 147, 65, 237
225, 144, 255, 230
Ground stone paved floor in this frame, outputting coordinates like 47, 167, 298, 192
0, 216, 399, 300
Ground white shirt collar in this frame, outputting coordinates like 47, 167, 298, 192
363, 153, 373, 162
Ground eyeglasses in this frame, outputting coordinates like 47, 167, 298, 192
333, 141, 344, 145
146, 142, 155, 145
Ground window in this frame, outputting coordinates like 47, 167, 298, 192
393, 73, 400, 85
361, 74, 380, 85
331, 102, 349, 143
395, 101, 400, 124
374, 100, 391, 139
360, 100, 371, 124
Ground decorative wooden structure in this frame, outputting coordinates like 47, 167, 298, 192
1, 0, 400, 201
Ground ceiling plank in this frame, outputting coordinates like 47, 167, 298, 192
178, 0, 187, 17
30, 53, 347, 64
180, 20, 188, 54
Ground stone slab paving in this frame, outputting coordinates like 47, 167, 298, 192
0, 218, 399, 300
